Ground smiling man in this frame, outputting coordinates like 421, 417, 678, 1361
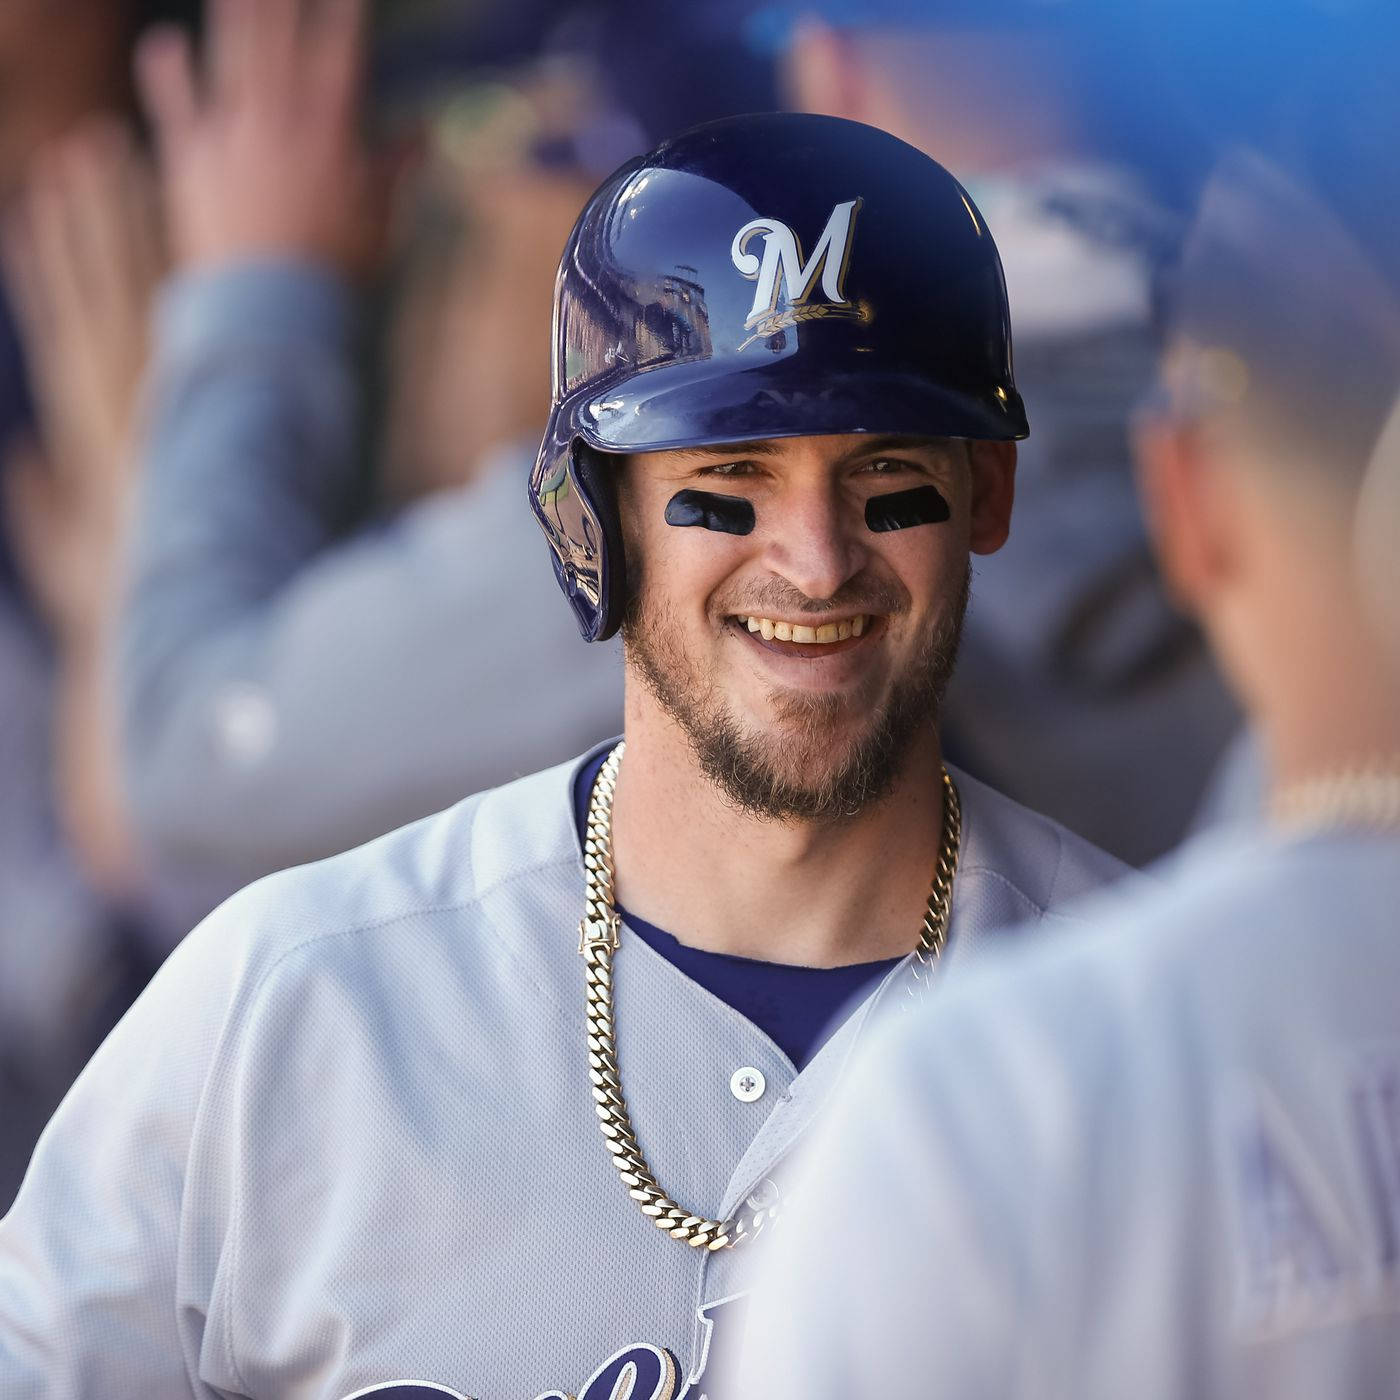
596, 428, 999, 982
0, 113, 1129, 1400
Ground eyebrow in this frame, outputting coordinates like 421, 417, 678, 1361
664, 440, 786, 459
663, 435, 955, 463
834, 434, 956, 465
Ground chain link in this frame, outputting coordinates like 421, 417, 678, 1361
1271, 761, 1400, 833
579, 740, 962, 1250
907, 768, 962, 1001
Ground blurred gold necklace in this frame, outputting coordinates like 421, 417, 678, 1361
576, 739, 961, 1250
1272, 758, 1400, 832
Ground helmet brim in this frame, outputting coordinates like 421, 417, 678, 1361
574, 352, 1028, 455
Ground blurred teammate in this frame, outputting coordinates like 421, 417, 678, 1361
782, 0, 1240, 864
0, 0, 199, 1212
114, 1, 631, 891
734, 93, 1400, 1400
0, 103, 1135, 1396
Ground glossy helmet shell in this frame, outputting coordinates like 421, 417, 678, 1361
529, 111, 1028, 641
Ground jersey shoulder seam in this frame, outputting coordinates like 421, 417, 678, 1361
1044, 822, 1070, 908
219, 848, 583, 1377
954, 862, 1049, 921
470, 852, 585, 1020
243, 847, 583, 1005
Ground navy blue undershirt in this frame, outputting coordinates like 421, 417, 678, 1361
572, 749, 901, 1071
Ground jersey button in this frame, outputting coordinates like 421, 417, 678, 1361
730, 1067, 766, 1103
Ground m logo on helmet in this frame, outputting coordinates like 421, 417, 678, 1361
730, 199, 869, 342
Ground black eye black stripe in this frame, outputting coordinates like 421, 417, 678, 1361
864, 484, 950, 532
664, 490, 756, 535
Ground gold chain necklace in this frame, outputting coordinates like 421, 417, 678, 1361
1272, 758, 1400, 833
578, 740, 962, 1251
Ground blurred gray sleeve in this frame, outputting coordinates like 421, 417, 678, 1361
119, 260, 621, 882
0, 902, 246, 1397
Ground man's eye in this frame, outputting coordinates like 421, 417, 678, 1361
700, 461, 754, 477
860, 458, 908, 475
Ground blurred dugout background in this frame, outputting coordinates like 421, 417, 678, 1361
0, 0, 1394, 1207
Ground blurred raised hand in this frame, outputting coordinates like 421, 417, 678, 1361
1, 118, 162, 644
136, 0, 387, 275
0, 118, 165, 894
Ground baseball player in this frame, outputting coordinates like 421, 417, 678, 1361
732, 137, 1400, 1400
0, 113, 1131, 1399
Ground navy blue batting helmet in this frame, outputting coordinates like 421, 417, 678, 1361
529, 111, 1028, 642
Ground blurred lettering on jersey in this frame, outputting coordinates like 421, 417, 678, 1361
731, 199, 869, 343
341, 1293, 749, 1400
1229, 1052, 1400, 1337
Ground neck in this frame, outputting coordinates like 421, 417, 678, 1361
609, 683, 947, 968
1215, 488, 1400, 797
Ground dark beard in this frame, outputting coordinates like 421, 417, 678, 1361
623, 565, 969, 824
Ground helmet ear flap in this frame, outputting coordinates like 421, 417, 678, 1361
573, 442, 629, 642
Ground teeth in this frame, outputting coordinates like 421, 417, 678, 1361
737, 615, 870, 645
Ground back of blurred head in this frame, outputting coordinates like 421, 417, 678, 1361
781, 0, 1179, 196
1134, 27, 1400, 787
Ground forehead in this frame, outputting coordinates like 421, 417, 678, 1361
624, 433, 964, 475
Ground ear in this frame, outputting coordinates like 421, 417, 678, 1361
782, 17, 864, 120
1132, 414, 1235, 615
967, 441, 1016, 555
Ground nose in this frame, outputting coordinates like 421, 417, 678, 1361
758, 477, 868, 603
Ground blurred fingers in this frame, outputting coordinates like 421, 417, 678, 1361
305, 0, 367, 121
67, 122, 166, 314
97, 128, 167, 300
135, 25, 200, 156
1, 125, 158, 493
4, 173, 86, 453
56, 126, 140, 317
244, 0, 302, 107
56, 126, 161, 454
208, 0, 261, 109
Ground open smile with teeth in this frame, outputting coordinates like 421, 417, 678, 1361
735, 614, 870, 644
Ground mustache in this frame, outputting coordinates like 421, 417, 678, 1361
716, 575, 910, 618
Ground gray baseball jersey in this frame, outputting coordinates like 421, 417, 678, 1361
0, 747, 1126, 1399
735, 824, 1400, 1400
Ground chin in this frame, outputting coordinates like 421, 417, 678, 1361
695, 694, 919, 824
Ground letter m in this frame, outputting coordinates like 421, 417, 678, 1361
730, 199, 862, 327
